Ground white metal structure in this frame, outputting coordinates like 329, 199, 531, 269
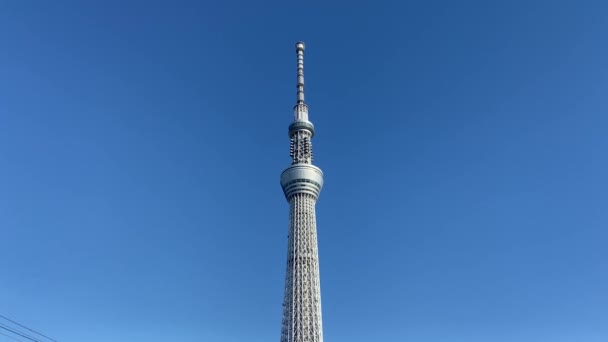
279, 42, 324, 342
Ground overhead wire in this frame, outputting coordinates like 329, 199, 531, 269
0, 323, 43, 342
0, 315, 56, 342
0, 331, 25, 342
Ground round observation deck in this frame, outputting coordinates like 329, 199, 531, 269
280, 164, 324, 200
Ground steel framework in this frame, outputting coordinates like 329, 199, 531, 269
279, 42, 324, 342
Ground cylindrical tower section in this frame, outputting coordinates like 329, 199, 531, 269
294, 41, 309, 122
296, 41, 305, 105
281, 164, 323, 200
280, 192, 324, 342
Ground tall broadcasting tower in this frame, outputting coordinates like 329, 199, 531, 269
279, 42, 325, 342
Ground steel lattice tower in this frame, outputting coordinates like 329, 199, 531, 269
279, 42, 325, 342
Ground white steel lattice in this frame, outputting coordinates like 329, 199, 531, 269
280, 193, 323, 342
279, 42, 325, 342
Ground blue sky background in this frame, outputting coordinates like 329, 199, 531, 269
0, 1, 607, 341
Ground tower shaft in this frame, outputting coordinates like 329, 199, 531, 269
281, 193, 323, 342
280, 42, 324, 342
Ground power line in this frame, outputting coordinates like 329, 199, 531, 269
0, 316, 56, 342
0, 331, 25, 342
0, 324, 43, 342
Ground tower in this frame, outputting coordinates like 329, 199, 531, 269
279, 42, 325, 342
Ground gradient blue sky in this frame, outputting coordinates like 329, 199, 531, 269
0, 1, 607, 341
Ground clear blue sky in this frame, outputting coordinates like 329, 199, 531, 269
0, 1, 606, 341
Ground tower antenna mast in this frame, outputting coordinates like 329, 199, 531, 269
279, 42, 325, 342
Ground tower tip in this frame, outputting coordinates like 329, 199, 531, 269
295, 41, 306, 109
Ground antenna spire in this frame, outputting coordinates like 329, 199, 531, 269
296, 41, 305, 104
294, 41, 309, 121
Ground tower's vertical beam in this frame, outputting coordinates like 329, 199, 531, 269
280, 42, 325, 342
